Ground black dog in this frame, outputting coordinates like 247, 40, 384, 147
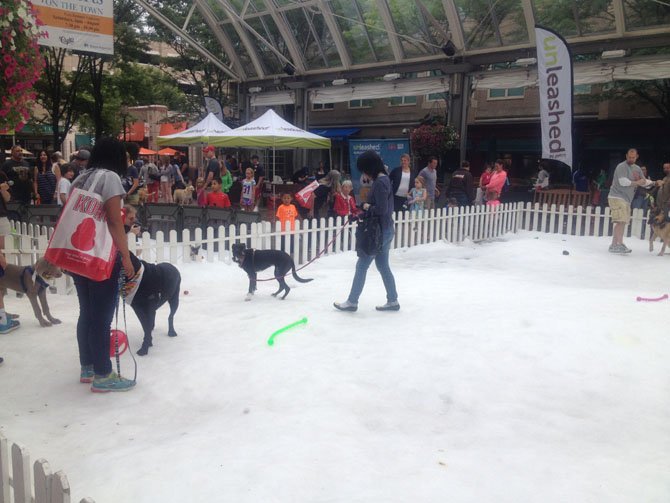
128, 254, 181, 356
231, 243, 312, 300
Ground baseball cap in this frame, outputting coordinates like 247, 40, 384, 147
74, 149, 90, 160
203, 146, 215, 153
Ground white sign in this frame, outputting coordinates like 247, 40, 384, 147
535, 26, 573, 169
34, 0, 114, 56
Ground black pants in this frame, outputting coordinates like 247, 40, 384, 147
393, 195, 407, 213
73, 258, 121, 376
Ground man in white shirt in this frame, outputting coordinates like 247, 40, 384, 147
57, 164, 75, 206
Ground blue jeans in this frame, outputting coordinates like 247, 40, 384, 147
348, 228, 397, 304
73, 258, 121, 376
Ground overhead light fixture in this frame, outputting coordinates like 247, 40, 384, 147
248, 86, 262, 93
383, 72, 401, 82
332, 78, 347, 86
515, 57, 537, 66
283, 63, 295, 76
601, 49, 626, 59
442, 40, 456, 58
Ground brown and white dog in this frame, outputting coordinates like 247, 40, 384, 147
0, 258, 62, 326
174, 185, 195, 205
648, 208, 670, 256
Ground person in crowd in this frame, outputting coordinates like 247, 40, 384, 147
359, 172, 373, 203
158, 155, 174, 203
71, 149, 90, 176
407, 176, 427, 213
203, 146, 220, 187
57, 164, 75, 206
240, 168, 256, 212
485, 159, 508, 207
475, 163, 493, 204
333, 180, 362, 220
447, 160, 474, 206
654, 162, 670, 214
70, 137, 136, 392
276, 193, 298, 231
0, 172, 18, 334
206, 179, 231, 208
446, 197, 458, 208
139, 160, 160, 203
592, 167, 607, 206
608, 148, 653, 254
533, 163, 550, 190
418, 156, 440, 210
33, 150, 57, 204
123, 154, 140, 206
291, 166, 310, 185
186, 160, 198, 187
334, 150, 398, 312
313, 169, 341, 218
251, 155, 265, 206
50, 152, 62, 193
196, 177, 207, 207
170, 158, 186, 192
1, 145, 33, 204
572, 165, 589, 193
315, 161, 328, 180
389, 153, 415, 212
631, 165, 653, 212
219, 157, 233, 194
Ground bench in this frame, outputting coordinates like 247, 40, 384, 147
533, 188, 590, 208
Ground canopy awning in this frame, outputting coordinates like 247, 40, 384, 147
158, 122, 188, 136
139, 147, 157, 155
308, 128, 360, 141
157, 113, 232, 146
157, 147, 183, 156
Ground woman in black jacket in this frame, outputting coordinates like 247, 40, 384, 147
389, 153, 415, 212
334, 150, 399, 312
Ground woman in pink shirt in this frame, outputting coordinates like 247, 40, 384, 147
485, 159, 508, 206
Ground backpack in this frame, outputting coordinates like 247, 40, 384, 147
355, 213, 382, 257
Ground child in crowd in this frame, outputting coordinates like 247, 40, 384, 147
276, 193, 299, 253
196, 177, 207, 207
241, 168, 256, 212
206, 179, 231, 208
57, 164, 74, 206
123, 204, 142, 256
446, 197, 458, 209
276, 193, 298, 231
333, 180, 361, 220
407, 176, 427, 213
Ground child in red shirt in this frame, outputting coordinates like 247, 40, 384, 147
333, 180, 361, 219
206, 179, 231, 208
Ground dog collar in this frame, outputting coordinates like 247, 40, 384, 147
21, 266, 50, 293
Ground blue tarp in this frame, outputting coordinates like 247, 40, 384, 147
308, 128, 360, 141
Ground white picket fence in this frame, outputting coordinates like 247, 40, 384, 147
5, 201, 651, 274
0, 433, 93, 503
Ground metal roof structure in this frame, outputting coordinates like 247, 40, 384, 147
133, 0, 670, 85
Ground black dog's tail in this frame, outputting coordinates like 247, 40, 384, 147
291, 261, 313, 283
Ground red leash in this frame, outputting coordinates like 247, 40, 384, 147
256, 218, 353, 282
636, 294, 668, 302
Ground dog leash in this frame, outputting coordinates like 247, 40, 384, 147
115, 268, 138, 382
255, 217, 353, 282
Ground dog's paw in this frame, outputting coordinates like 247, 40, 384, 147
168, 331, 178, 337
40, 320, 52, 327
245, 293, 253, 301
49, 318, 61, 325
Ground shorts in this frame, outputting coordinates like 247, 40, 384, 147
0, 217, 11, 236
608, 198, 631, 224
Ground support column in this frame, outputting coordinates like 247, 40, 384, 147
459, 75, 471, 163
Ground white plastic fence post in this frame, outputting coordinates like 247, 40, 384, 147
50, 471, 70, 503
182, 229, 191, 264
0, 433, 10, 503
206, 226, 215, 262
169, 230, 178, 264
155, 231, 165, 263
218, 226, 226, 262
34, 459, 52, 503
12, 443, 31, 503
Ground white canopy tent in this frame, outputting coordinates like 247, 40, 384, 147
156, 112, 232, 146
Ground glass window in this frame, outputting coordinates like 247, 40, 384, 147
533, 0, 616, 38
285, 8, 342, 69
330, 0, 394, 64
623, 0, 670, 30
573, 84, 592, 95
389, 96, 417, 106
245, 16, 289, 75
488, 87, 524, 99
313, 103, 335, 111
387, 0, 447, 58
426, 92, 447, 101
349, 99, 375, 108
455, 0, 528, 50
221, 22, 258, 79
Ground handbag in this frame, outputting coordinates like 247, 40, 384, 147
355, 213, 382, 257
294, 180, 319, 209
45, 170, 118, 281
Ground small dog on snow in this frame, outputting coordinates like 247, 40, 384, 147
231, 243, 312, 300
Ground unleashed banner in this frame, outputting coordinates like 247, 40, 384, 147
535, 26, 573, 169
34, 0, 114, 56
